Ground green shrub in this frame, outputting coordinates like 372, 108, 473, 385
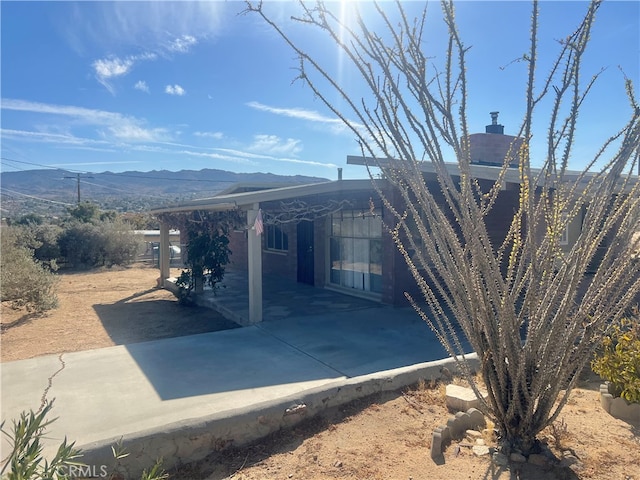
592, 315, 640, 403
57, 221, 106, 268
57, 220, 141, 269
0, 400, 82, 480
11, 223, 62, 271
1, 401, 168, 480
177, 225, 231, 302
1, 227, 58, 313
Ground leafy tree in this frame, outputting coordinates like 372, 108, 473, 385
250, 0, 640, 455
66, 201, 100, 223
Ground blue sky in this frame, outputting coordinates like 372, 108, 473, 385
1, 1, 638, 181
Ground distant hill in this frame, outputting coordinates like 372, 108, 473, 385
0, 168, 328, 218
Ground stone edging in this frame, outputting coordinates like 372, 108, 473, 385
599, 383, 640, 423
430, 407, 485, 463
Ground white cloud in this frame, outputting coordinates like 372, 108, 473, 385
105, 124, 170, 142
1, 99, 171, 143
214, 147, 338, 169
67, 2, 224, 54
93, 56, 133, 79
165, 84, 186, 96
134, 80, 150, 93
246, 101, 366, 136
248, 134, 303, 156
167, 34, 197, 53
194, 131, 224, 140
1, 128, 109, 146
93, 52, 157, 93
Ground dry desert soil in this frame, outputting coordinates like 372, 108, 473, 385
1, 264, 638, 479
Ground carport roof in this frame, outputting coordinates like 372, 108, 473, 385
149, 178, 377, 214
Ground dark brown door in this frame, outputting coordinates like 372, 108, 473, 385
297, 221, 314, 285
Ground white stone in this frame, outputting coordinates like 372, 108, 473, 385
445, 385, 487, 412
472, 445, 490, 456
465, 429, 482, 438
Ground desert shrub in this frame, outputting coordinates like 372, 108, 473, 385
11, 223, 62, 270
592, 316, 640, 403
57, 220, 141, 269
101, 219, 143, 266
57, 221, 107, 268
0, 227, 58, 313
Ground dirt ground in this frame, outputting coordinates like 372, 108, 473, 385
0, 263, 238, 362
2, 265, 639, 479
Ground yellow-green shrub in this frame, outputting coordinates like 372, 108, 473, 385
592, 316, 640, 403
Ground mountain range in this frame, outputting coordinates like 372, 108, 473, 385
1, 168, 328, 218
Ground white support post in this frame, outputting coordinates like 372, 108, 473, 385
247, 204, 263, 323
159, 220, 171, 285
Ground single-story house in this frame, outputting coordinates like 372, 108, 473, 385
150, 117, 634, 323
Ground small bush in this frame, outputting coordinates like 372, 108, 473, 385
1, 227, 58, 313
58, 220, 141, 269
592, 315, 640, 403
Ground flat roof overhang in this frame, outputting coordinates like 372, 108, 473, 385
149, 179, 378, 214
347, 155, 639, 193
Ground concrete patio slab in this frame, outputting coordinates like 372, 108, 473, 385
1, 275, 475, 477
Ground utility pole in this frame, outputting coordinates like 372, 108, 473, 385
64, 173, 93, 204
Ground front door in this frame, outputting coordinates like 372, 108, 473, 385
297, 221, 314, 285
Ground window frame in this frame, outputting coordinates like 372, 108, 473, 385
265, 224, 289, 252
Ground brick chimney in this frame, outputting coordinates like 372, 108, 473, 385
469, 112, 522, 167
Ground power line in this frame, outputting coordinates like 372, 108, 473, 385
0, 188, 74, 206
0, 157, 79, 173
64, 173, 93, 203
79, 179, 168, 199
98, 171, 237, 183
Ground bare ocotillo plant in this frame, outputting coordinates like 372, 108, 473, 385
248, 0, 640, 454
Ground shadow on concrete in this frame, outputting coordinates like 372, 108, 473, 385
121, 326, 345, 400
97, 274, 468, 401
118, 303, 469, 400
93, 289, 239, 345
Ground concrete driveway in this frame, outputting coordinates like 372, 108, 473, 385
1, 295, 472, 476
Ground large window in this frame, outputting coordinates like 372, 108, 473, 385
266, 224, 288, 251
329, 210, 382, 295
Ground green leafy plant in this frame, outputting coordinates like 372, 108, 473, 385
107, 438, 168, 480
1, 403, 168, 480
0, 400, 83, 479
592, 315, 640, 403
176, 211, 232, 302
